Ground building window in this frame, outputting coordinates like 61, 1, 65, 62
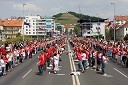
26, 32, 28, 34
33, 23, 35, 25
26, 29, 28, 31
33, 20, 35, 22
29, 32, 31, 34
33, 29, 35, 31
126, 28, 127, 31
33, 32, 35, 34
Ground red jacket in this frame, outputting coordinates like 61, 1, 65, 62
38, 54, 45, 66
0, 47, 6, 55
47, 49, 51, 58
77, 52, 82, 61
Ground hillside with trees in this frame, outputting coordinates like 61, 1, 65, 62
53, 11, 103, 25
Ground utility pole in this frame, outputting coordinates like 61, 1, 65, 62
111, 3, 116, 41
23, 3, 26, 41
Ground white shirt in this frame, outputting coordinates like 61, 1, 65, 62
0, 59, 5, 67
53, 55, 59, 64
81, 53, 86, 60
14, 50, 18, 56
102, 56, 107, 63
7, 53, 13, 61
22, 49, 26, 57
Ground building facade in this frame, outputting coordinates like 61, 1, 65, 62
114, 16, 128, 40
0, 19, 22, 40
116, 22, 128, 40
78, 19, 106, 39
22, 16, 55, 38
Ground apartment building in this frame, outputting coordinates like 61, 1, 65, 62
22, 16, 55, 38
0, 19, 22, 40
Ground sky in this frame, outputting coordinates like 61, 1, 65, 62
0, 0, 128, 20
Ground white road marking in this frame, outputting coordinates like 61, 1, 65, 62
22, 69, 32, 78
68, 42, 76, 85
68, 41, 80, 85
114, 68, 128, 78
71, 53, 80, 85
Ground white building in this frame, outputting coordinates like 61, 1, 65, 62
116, 21, 128, 40
22, 15, 55, 38
78, 19, 106, 39
114, 16, 128, 40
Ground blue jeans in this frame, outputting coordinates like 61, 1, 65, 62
38, 65, 43, 75
78, 60, 84, 70
102, 62, 106, 74
1, 67, 4, 76
8, 61, 12, 70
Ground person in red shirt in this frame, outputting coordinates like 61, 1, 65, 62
77, 50, 84, 72
37, 52, 45, 75
47, 47, 52, 67
43, 49, 47, 71
29, 46, 33, 58
0, 46, 6, 55
50, 44, 56, 54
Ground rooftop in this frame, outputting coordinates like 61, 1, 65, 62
0, 19, 22, 27
115, 16, 128, 21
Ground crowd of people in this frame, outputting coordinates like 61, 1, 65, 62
37, 37, 66, 75
69, 37, 128, 75
0, 37, 66, 77
1, 36, 128, 77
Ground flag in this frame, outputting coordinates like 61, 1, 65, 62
24, 22, 30, 27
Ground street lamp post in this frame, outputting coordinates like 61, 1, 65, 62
96, 14, 100, 40
89, 19, 91, 37
111, 3, 116, 41
23, 3, 26, 41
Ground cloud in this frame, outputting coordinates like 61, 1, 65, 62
13, 3, 41, 12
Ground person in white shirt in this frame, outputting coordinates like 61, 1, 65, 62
53, 53, 59, 74
101, 54, 108, 75
0, 56, 6, 76
81, 51, 86, 71
13, 49, 18, 66
22, 49, 26, 60
6, 52, 13, 71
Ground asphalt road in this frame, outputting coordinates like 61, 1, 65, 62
0, 42, 128, 85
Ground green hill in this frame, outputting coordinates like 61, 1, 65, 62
53, 11, 103, 25
53, 12, 79, 25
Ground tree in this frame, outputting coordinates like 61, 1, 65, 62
65, 28, 68, 35
105, 27, 114, 40
73, 25, 80, 36
16, 33, 21, 37
69, 29, 73, 35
